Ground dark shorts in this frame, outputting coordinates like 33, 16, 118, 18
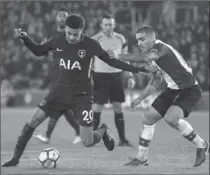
38, 86, 93, 126
93, 72, 125, 105
152, 85, 202, 118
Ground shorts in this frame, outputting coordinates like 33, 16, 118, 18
38, 85, 93, 126
93, 72, 125, 105
151, 85, 202, 118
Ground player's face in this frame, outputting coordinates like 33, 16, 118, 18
56, 11, 68, 27
136, 32, 154, 52
101, 18, 115, 36
65, 26, 83, 44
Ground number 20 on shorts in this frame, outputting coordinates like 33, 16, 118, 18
82, 110, 93, 124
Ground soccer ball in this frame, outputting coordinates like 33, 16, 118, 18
38, 148, 60, 168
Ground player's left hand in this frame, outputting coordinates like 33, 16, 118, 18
14, 28, 27, 38
127, 78, 135, 89
131, 96, 143, 109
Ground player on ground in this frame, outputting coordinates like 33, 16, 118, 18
2, 15, 147, 167
91, 14, 135, 147
34, 8, 81, 145
110, 25, 209, 167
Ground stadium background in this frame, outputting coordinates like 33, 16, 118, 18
1, 1, 209, 110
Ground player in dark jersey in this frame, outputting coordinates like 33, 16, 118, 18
2, 15, 148, 167
109, 25, 209, 167
34, 8, 81, 145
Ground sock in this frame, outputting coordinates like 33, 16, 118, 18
177, 119, 206, 148
137, 124, 155, 161
114, 113, 126, 142
46, 118, 58, 138
13, 123, 35, 160
93, 112, 101, 131
64, 111, 80, 136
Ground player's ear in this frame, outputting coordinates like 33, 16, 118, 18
80, 28, 84, 33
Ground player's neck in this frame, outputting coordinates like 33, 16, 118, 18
103, 31, 114, 38
65, 35, 84, 44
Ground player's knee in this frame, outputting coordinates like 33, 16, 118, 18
27, 108, 47, 128
164, 106, 184, 128
112, 102, 123, 113
164, 116, 179, 128
142, 115, 156, 126
80, 125, 94, 147
142, 108, 162, 125
82, 139, 93, 147
92, 103, 103, 113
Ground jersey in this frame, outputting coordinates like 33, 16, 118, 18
40, 26, 65, 89
22, 33, 140, 92
92, 32, 127, 73
153, 39, 198, 90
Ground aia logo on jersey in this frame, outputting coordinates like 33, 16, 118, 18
60, 58, 82, 70
78, 50, 86, 58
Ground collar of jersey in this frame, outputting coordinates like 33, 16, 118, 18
102, 31, 115, 39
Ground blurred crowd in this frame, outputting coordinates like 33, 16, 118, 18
1, 1, 209, 95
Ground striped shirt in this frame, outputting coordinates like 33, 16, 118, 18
92, 32, 127, 73
153, 39, 198, 89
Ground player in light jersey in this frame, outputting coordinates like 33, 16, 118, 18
92, 14, 135, 146
110, 25, 209, 167
34, 8, 81, 144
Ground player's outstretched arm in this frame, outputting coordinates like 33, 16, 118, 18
93, 40, 152, 74
116, 45, 169, 63
131, 71, 162, 108
119, 52, 159, 62
99, 52, 152, 74
15, 28, 53, 56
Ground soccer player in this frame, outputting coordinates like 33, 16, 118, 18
92, 14, 135, 146
2, 14, 146, 167
111, 25, 209, 167
34, 8, 81, 145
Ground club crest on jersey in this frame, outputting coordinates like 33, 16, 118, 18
78, 50, 86, 58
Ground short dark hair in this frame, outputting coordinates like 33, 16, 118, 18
65, 14, 85, 29
58, 7, 69, 14
102, 13, 113, 20
136, 24, 155, 34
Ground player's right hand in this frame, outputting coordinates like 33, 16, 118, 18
107, 49, 118, 59
145, 61, 159, 73
14, 28, 27, 38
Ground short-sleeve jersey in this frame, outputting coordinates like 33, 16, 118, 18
153, 39, 198, 89
92, 32, 126, 73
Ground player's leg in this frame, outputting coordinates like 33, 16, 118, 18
2, 107, 48, 167
92, 72, 109, 130
34, 117, 59, 144
92, 103, 104, 130
63, 110, 81, 144
110, 72, 132, 146
125, 89, 176, 166
75, 100, 115, 151
34, 111, 80, 144
163, 85, 209, 167
112, 102, 132, 146
34, 92, 61, 143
